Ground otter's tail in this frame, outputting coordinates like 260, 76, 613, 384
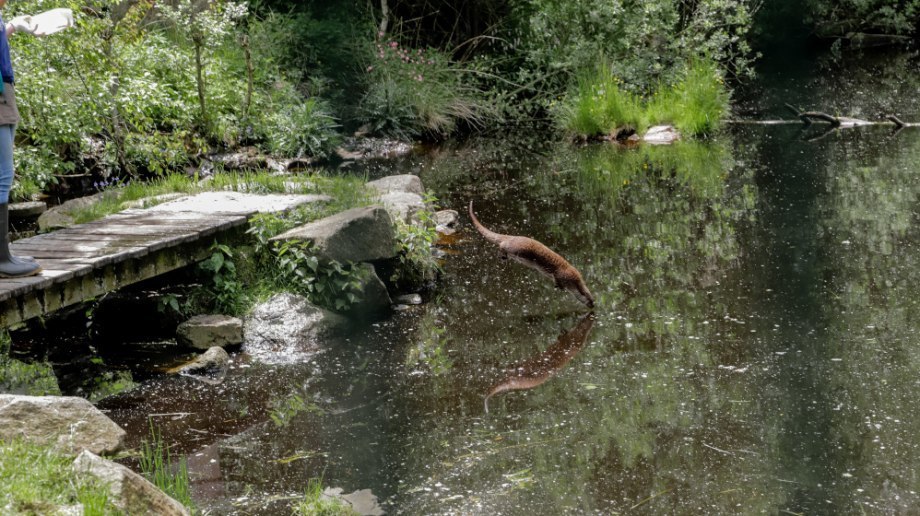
469, 200, 506, 246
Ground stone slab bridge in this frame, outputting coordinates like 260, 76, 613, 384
0, 192, 328, 329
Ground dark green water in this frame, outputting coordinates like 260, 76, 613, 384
90, 50, 920, 514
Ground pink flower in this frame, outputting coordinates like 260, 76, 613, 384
366, 66, 374, 72
389, 41, 398, 48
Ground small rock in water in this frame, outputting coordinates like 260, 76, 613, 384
168, 346, 230, 385
395, 293, 423, 305
434, 209, 459, 235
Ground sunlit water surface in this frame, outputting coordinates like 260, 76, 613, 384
96, 51, 920, 515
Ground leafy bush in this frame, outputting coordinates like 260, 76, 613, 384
189, 243, 249, 316
273, 240, 365, 311
257, 97, 340, 158
391, 207, 442, 289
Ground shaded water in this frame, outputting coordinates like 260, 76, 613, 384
82, 51, 920, 514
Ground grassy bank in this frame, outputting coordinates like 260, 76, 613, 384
0, 439, 118, 515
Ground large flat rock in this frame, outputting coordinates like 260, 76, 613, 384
270, 206, 397, 263
0, 394, 125, 455
144, 191, 330, 216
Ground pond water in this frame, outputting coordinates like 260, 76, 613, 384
32, 49, 920, 514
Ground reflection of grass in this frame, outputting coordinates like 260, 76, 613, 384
292, 477, 359, 515
0, 439, 114, 515
570, 139, 731, 201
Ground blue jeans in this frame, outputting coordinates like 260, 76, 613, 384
0, 124, 14, 204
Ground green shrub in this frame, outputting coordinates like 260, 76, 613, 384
391, 207, 442, 289
257, 97, 341, 158
358, 40, 491, 138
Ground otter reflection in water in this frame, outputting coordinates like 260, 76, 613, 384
484, 312, 595, 413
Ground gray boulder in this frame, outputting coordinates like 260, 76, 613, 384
176, 314, 243, 350
0, 394, 125, 455
37, 191, 122, 231
73, 451, 190, 516
9, 201, 47, 219
243, 293, 348, 364
367, 174, 424, 195
270, 206, 397, 263
349, 263, 393, 316
379, 191, 426, 223
167, 346, 231, 385
120, 193, 187, 210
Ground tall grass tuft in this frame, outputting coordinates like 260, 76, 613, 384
557, 60, 645, 138
558, 58, 729, 139
138, 423, 194, 511
647, 59, 729, 137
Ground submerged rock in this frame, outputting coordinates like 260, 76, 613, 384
243, 293, 348, 364
167, 346, 231, 385
270, 206, 397, 263
176, 314, 243, 350
73, 451, 190, 516
321, 487, 385, 516
0, 394, 125, 455
394, 293, 422, 305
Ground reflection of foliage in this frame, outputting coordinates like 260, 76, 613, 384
292, 477, 358, 515
405, 309, 452, 376
85, 370, 135, 403
270, 393, 323, 428
0, 331, 60, 396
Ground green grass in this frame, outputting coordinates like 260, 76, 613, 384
557, 59, 728, 139
0, 439, 118, 515
138, 424, 194, 512
291, 477, 359, 516
647, 59, 729, 137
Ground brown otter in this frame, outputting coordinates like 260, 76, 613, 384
469, 200, 594, 308
484, 312, 595, 413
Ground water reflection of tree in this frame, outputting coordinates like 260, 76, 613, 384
396, 138, 783, 513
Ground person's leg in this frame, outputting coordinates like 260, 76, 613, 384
0, 123, 40, 277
